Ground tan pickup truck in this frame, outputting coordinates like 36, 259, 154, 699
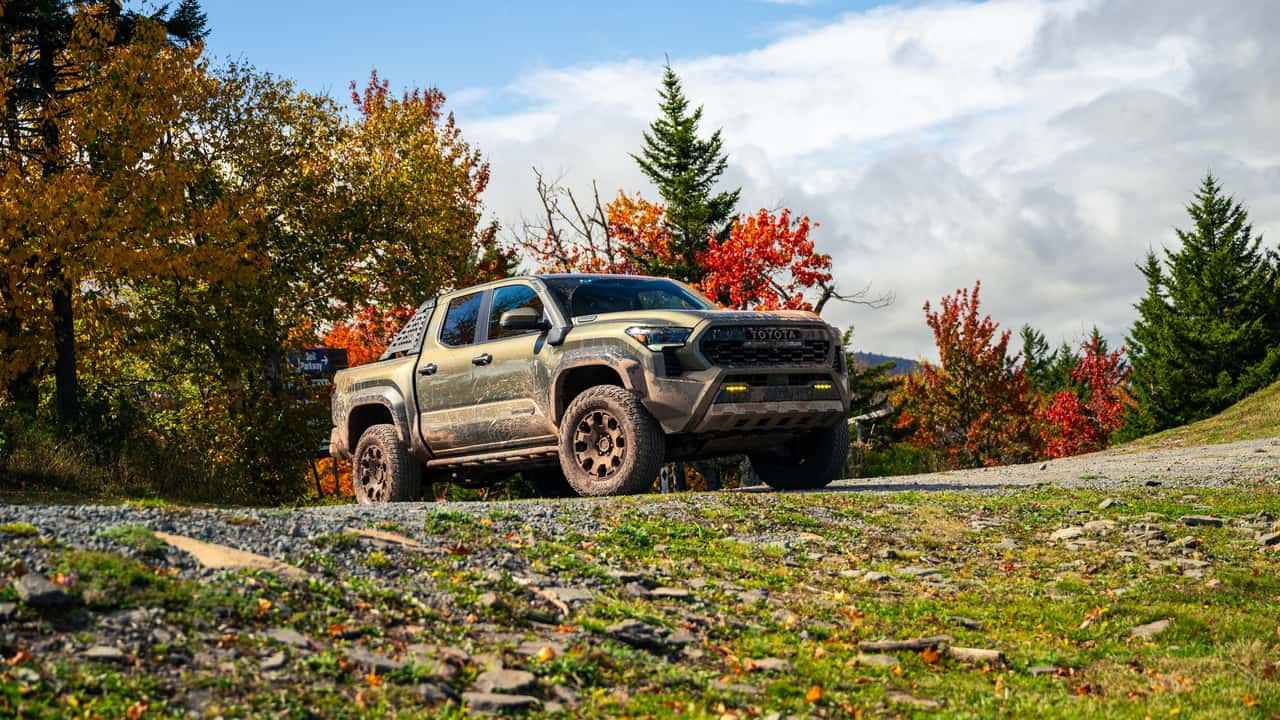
329, 274, 850, 502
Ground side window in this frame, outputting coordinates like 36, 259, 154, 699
440, 292, 482, 347
488, 285, 545, 340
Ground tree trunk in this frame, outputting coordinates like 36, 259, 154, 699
51, 268, 77, 427
38, 12, 76, 428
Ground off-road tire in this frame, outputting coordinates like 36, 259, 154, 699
749, 420, 849, 491
353, 424, 421, 503
558, 385, 665, 496
523, 466, 575, 498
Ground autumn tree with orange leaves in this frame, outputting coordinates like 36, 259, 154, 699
896, 282, 1042, 468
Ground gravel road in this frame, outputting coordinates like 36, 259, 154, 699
1, 437, 1275, 581
820, 436, 1280, 494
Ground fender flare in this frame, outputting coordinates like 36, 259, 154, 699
343, 386, 413, 453
549, 347, 649, 425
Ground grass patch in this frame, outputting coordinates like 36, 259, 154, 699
96, 524, 165, 556
1127, 379, 1280, 448
0, 522, 38, 537
55, 550, 187, 610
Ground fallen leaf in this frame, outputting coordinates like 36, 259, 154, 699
6, 650, 32, 666
554, 624, 577, 633
446, 543, 469, 556
806, 685, 823, 703
1079, 606, 1107, 630
366, 669, 382, 688
535, 646, 557, 663
328, 623, 346, 638
1243, 693, 1259, 708
126, 700, 147, 719
921, 646, 941, 665
256, 598, 272, 618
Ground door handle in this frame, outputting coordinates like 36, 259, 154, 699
418, 363, 437, 376
472, 353, 493, 366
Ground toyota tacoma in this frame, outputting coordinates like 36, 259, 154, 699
328, 274, 850, 502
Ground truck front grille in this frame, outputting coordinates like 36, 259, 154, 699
700, 336, 831, 367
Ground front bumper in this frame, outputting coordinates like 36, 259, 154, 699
641, 368, 848, 434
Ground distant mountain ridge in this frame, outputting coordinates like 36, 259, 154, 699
852, 352, 920, 376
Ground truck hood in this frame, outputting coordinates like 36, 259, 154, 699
567, 308, 829, 329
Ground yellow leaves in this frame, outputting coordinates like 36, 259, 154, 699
534, 645, 557, 663
805, 685, 823, 703
365, 668, 382, 689
1079, 605, 1108, 630
255, 597, 272, 618
920, 646, 942, 665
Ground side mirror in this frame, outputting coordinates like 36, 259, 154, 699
499, 307, 550, 332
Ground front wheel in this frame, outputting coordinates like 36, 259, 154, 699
558, 385, 665, 496
353, 424, 422, 503
749, 421, 849, 491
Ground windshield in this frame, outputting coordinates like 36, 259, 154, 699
542, 276, 715, 318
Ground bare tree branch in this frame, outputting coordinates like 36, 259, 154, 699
814, 281, 895, 315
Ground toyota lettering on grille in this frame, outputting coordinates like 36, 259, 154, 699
743, 326, 803, 348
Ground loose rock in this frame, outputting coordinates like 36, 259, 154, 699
1180, 516, 1224, 528
82, 646, 128, 663
463, 692, 540, 714
858, 635, 951, 653
473, 668, 536, 694
344, 648, 403, 674
1049, 527, 1085, 542
14, 574, 71, 609
1129, 618, 1172, 639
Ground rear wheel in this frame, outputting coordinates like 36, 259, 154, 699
558, 385, 665, 496
353, 424, 421, 503
749, 421, 849, 491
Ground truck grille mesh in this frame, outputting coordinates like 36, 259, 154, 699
700, 338, 831, 367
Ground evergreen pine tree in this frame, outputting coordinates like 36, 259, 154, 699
1127, 174, 1280, 431
631, 65, 740, 283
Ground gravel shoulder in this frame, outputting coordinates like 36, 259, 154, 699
823, 436, 1280, 494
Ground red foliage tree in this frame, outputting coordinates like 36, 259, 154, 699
896, 282, 1042, 468
698, 209, 833, 311
1039, 335, 1133, 458
321, 304, 416, 367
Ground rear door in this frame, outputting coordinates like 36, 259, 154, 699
416, 291, 489, 453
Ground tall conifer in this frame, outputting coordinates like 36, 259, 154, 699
1127, 174, 1280, 430
631, 65, 740, 283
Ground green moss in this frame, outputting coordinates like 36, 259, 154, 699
0, 522, 38, 536
96, 524, 165, 555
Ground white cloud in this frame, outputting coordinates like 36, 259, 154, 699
457, 0, 1280, 360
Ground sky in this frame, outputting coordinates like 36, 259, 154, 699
200, 0, 1280, 360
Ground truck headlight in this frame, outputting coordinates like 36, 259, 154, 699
625, 326, 692, 351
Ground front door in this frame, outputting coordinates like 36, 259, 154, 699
466, 284, 557, 448
416, 285, 557, 455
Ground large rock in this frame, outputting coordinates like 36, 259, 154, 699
14, 574, 71, 609
1179, 516, 1224, 528
1129, 618, 1172, 639
344, 648, 404, 674
1049, 527, 1085, 542
473, 669, 536, 694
